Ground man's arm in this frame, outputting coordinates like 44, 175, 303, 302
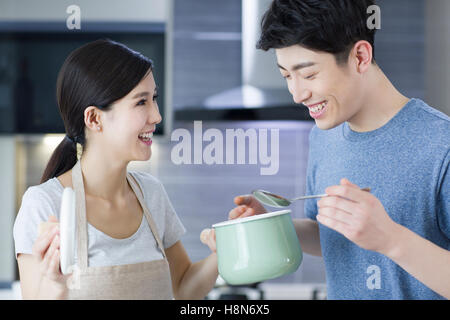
317, 178, 450, 299
384, 224, 450, 299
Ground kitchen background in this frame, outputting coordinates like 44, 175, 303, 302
0, 0, 449, 300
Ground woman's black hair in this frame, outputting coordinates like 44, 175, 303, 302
40, 39, 153, 183
256, 0, 377, 64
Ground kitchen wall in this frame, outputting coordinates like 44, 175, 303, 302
0, 137, 16, 284
425, 0, 450, 116
172, 0, 242, 109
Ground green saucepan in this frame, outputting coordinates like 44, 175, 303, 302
212, 209, 303, 285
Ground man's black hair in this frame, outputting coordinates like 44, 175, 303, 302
256, 0, 377, 64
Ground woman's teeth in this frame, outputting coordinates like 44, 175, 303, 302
138, 132, 153, 141
310, 102, 327, 113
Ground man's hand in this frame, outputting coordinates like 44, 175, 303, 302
316, 178, 400, 255
200, 194, 268, 252
228, 195, 267, 219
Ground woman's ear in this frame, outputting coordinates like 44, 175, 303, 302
352, 40, 373, 74
84, 106, 102, 132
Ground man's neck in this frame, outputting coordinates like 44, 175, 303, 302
347, 68, 410, 132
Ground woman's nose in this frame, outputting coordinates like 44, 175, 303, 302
150, 104, 162, 124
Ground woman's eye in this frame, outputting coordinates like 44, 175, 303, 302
137, 99, 147, 106
283, 75, 291, 80
152, 94, 159, 101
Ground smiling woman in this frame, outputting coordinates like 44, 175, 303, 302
13, 39, 219, 300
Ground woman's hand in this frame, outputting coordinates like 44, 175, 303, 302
200, 229, 216, 253
32, 215, 69, 299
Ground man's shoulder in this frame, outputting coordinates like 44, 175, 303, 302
406, 99, 450, 146
411, 98, 450, 123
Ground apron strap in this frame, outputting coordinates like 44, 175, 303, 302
126, 173, 168, 260
72, 160, 89, 270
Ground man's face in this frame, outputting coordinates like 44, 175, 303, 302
275, 45, 363, 130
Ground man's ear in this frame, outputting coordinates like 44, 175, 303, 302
352, 40, 373, 74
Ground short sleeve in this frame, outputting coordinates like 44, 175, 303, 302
304, 127, 318, 221
437, 149, 450, 239
159, 183, 186, 249
13, 187, 56, 258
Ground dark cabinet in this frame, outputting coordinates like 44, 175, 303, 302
0, 23, 166, 135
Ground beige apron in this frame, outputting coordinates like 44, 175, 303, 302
67, 160, 174, 300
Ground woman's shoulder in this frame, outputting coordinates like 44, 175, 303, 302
21, 177, 63, 207
14, 178, 63, 251
128, 171, 164, 189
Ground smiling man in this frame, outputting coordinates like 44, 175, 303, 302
229, 0, 450, 300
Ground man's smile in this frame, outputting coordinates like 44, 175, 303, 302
306, 100, 328, 119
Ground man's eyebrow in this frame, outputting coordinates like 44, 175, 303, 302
277, 61, 316, 71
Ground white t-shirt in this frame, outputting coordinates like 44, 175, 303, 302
13, 171, 186, 267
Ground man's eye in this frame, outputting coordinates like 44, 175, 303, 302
283, 74, 291, 80
304, 73, 316, 80
137, 99, 147, 106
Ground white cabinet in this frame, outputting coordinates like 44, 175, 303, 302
0, 0, 167, 23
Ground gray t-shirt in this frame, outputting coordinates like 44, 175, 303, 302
13, 171, 186, 267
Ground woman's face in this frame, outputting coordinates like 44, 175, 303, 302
100, 71, 162, 162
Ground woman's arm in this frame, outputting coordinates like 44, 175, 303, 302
166, 241, 218, 300
17, 222, 68, 299
293, 218, 322, 257
17, 254, 42, 299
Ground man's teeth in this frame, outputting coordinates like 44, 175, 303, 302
139, 132, 153, 139
310, 102, 327, 113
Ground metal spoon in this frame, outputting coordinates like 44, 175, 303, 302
252, 187, 371, 208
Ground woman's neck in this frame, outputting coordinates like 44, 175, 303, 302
80, 151, 130, 203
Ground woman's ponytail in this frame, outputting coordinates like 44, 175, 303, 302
40, 136, 78, 183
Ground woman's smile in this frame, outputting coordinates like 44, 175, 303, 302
138, 130, 154, 146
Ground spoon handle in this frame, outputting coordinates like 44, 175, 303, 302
291, 187, 371, 201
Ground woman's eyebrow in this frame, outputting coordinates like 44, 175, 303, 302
131, 87, 159, 99
132, 91, 149, 99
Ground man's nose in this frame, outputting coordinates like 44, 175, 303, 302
291, 83, 311, 105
